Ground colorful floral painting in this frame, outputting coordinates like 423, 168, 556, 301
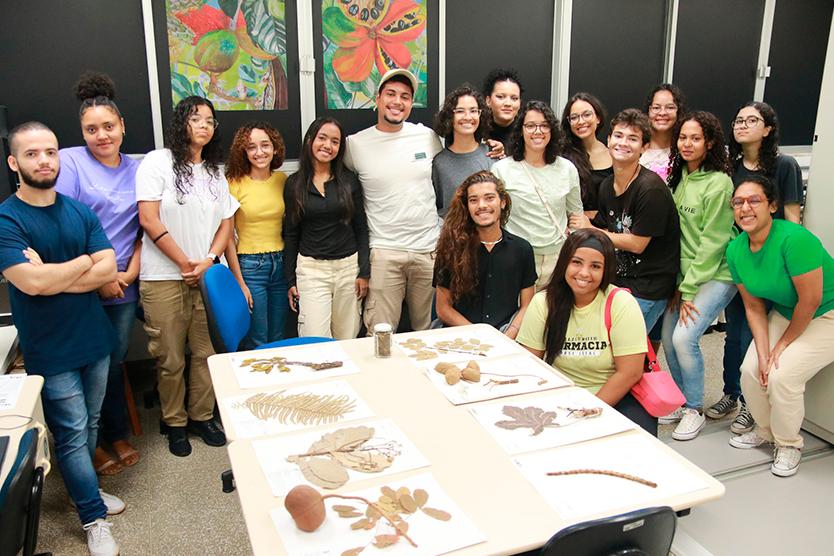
166, 0, 288, 110
322, 0, 428, 109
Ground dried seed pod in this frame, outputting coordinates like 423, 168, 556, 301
445, 368, 461, 385
434, 362, 458, 375
461, 363, 480, 382
285, 485, 326, 532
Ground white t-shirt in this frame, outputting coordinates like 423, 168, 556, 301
344, 122, 443, 253
136, 149, 239, 280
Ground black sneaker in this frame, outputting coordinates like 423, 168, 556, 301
168, 426, 192, 457
187, 418, 226, 447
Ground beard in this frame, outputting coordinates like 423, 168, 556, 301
18, 165, 59, 190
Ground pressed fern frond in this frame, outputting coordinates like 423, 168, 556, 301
233, 390, 357, 425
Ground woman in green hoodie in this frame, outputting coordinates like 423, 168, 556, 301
659, 111, 737, 441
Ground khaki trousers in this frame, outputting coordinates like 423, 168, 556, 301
140, 280, 216, 427
364, 248, 434, 334
296, 253, 362, 340
741, 309, 834, 448
534, 251, 559, 292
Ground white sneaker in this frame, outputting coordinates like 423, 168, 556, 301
729, 431, 769, 449
658, 406, 686, 425
71, 489, 125, 516
672, 409, 706, 441
83, 518, 119, 556
772, 446, 801, 477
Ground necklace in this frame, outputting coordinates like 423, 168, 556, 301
613, 164, 641, 192
481, 236, 503, 246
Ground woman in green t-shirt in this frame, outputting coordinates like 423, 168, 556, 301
725, 174, 834, 477
517, 228, 654, 435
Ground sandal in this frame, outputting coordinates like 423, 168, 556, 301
94, 447, 123, 476
114, 443, 140, 467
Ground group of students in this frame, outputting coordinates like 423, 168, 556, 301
1, 65, 831, 556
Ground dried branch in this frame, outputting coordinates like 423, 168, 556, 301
547, 469, 657, 488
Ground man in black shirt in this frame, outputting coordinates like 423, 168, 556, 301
433, 171, 536, 338
569, 109, 680, 345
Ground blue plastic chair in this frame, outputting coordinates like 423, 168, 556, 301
200, 265, 337, 354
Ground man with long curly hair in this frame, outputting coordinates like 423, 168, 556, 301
433, 171, 536, 339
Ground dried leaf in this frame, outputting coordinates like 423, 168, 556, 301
479, 344, 493, 349
332, 505, 357, 512
342, 548, 364, 556
399, 494, 418, 513
395, 487, 410, 501
373, 534, 399, 548
379, 495, 394, 504
231, 391, 356, 426
350, 518, 371, 530
460, 344, 474, 350
332, 451, 393, 474
338, 511, 363, 518
294, 458, 347, 489
396, 521, 409, 535
422, 507, 452, 521
413, 489, 429, 508
306, 457, 350, 489
307, 427, 374, 456
366, 505, 380, 518
363, 520, 377, 530
469, 339, 480, 345
495, 405, 558, 436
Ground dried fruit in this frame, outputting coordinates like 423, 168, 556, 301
434, 362, 458, 375
285, 485, 326, 532
445, 368, 461, 385
462, 361, 480, 382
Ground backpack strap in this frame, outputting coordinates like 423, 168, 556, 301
604, 287, 631, 345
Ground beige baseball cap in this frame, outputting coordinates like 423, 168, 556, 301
377, 68, 418, 95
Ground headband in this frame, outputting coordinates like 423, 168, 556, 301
578, 236, 605, 254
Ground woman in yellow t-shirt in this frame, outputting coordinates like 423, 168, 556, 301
517, 228, 655, 435
224, 122, 288, 348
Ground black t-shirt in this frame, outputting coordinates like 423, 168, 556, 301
488, 122, 515, 155
732, 155, 803, 221
592, 167, 680, 300
586, 166, 613, 212
434, 230, 537, 327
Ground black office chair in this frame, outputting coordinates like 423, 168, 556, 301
540, 506, 677, 556
0, 429, 52, 556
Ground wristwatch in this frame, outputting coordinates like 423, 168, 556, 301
208, 254, 220, 265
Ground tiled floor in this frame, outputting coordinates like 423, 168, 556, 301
34, 328, 734, 556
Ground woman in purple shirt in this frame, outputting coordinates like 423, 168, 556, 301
56, 72, 141, 475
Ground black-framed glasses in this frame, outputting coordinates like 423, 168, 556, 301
730, 195, 764, 209
732, 116, 763, 129
568, 111, 595, 124
523, 123, 551, 133
649, 104, 678, 114
453, 108, 482, 117
189, 115, 219, 129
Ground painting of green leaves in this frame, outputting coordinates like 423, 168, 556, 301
322, 0, 428, 109
166, 0, 288, 110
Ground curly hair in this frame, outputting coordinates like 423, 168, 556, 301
728, 101, 781, 175
482, 68, 525, 97
668, 111, 733, 191
164, 96, 223, 204
225, 121, 285, 182
543, 228, 616, 364
510, 101, 564, 165
642, 83, 688, 117
288, 117, 354, 224
434, 171, 511, 304
433, 83, 491, 144
73, 71, 121, 120
560, 92, 607, 208
732, 173, 780, 208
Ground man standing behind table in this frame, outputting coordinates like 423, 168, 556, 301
345, 69, 503, 332
0, 122, 123, 556
570, 109, 680, 342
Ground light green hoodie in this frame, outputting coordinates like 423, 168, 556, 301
672, 167, 737, 301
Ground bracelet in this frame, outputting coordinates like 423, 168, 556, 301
152, 231, 169, 243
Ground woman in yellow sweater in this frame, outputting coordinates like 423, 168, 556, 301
225, 122, 288, 348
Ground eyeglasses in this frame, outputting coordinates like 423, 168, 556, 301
189, 115, 219, 129
453, 108, 482, 117
245, 143, 274, 153
649, 104, 678, 114
568, 111, 595, 124
730, 195, 764, 209
523, 123, 551, 133
732, 116, 763, 129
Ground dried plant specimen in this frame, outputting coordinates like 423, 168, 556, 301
399, 336, 493, 358
495, 404, 603, 436
286, 426, 401, 489
232, 390, 356, 425
547, 469, 657, 488
434, 361, 547, 391
239, 356, 343, 374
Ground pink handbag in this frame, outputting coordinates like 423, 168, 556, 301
605, 288, 686, 418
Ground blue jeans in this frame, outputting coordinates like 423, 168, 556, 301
100, 301, 137, 443
661, 280, 737, 409
635, 297, 668, 342
40, 356, 110, 524
239, 251, 288, 349
722, 293, 773, 401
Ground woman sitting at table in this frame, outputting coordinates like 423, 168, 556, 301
726, 174, 834, 477
517, 228, 655, 435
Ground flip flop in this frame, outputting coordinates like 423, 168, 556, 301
116, 447, 140, 467
95, 457, 123, 476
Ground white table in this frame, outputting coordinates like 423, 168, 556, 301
0, 374, 44, 486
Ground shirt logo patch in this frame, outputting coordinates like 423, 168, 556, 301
413, 152, 427, 161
